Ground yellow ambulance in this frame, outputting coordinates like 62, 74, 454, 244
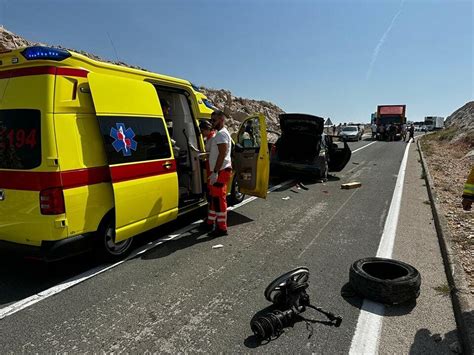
0, 46, 269, 260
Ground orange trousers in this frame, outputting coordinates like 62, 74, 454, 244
207, 168, 232, 231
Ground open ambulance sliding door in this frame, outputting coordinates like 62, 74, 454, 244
88, 73, 178, 243
233, 114, 270, 199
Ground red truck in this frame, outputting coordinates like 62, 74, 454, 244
375, 105, 407, 141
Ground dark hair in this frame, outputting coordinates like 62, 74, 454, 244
213, 110, 226, 118
199, 120, 212, 130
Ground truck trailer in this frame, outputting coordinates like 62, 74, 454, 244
375, 105, 407, 141
424, 116, 444, 131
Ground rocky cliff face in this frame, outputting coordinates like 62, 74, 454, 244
445, 102, 474, 136
200, 88, 284, 141
0, 26, 39, 51
0, 26, 285, 138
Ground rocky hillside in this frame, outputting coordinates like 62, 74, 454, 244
201, 88, 284, 141
0, 26, 39, 50
0, 26, 284, 138
444, 101, 474, 144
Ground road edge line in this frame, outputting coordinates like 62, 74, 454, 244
351, 140, 377, 153
417, 139, 473, 355
0, 179, 294, 320
349, 141, 411, 354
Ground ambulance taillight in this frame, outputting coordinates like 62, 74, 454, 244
40, 188, 65, 215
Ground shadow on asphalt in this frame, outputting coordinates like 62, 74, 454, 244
244, 304, 343, 348
0, 208, 209, 307
340, 283, 417, 316
408, 311, 468, 354
140, 210, 254, 260
0, 252, 101, 306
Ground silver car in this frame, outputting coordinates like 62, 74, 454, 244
339, 126, 361, 141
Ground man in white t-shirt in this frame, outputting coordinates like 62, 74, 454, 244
200, 110, 232, 237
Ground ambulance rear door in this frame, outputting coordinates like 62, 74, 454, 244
233, 114, 270, 198
88, 73, 178, 242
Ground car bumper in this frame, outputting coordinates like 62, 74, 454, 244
340, 136, 358, 141
271, 159, 325, 177
0, 233, 94, 261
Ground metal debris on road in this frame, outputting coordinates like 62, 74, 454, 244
341, 182, 362, 189
250, 267, 342, 341
352, 162, 360, 165
212, 244, 224, 249
282, 196, 290, 200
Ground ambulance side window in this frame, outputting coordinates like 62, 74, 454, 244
98, 116, 171, 165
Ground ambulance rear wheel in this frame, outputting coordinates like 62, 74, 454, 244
96, 217, 133, 260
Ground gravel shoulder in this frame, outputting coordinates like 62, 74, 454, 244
420, 132, 473, 293
380, 140, 459, 354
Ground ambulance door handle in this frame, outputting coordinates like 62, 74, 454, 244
163, 162, 173, 169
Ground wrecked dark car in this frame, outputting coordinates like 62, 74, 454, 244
270, 113, 351, 179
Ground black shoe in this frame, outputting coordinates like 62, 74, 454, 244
208, 228, 228, 238
198, 221, 214, 231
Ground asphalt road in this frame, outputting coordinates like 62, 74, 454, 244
0, 137, 439, 353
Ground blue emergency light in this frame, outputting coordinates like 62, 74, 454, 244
202, 99, 216, 110
21, 46, 71, 61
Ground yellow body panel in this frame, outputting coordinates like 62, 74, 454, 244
236, 114, 270, 198
0, 190, 67, 246
114, 173, 179, 242
62, 183, 113, 237
87, 71, 179, 242
88, 73, 163, 117
0, 74, 66, 246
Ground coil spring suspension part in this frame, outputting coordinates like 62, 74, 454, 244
251, 267, 343, 340
251, 309, 294, 339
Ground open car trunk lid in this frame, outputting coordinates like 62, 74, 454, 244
276, 114, 324, 163
279, 113, 324, 136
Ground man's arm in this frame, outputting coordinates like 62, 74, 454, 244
213, 143, 227, 173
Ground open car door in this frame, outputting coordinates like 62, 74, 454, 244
326, 135, 352, 172
233, 114, 270, 198
88, 73, 178, 243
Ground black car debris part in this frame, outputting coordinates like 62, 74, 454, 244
250, 267, 342, 340
349, 257, 421, 305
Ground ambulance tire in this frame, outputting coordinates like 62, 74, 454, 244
95, 215, 133, 260
349, 257, 421, 305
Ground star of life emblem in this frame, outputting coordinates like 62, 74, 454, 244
110, 123, 137, 156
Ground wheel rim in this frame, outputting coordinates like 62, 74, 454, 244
104, 225, 132, 256
233, 181, 244, 201
264, 267, 309, 303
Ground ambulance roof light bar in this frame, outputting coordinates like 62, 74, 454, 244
21, 46, 71, 61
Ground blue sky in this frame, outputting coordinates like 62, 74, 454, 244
1, 0, 472, 123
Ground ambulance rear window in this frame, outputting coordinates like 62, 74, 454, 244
0, 109, 41, 170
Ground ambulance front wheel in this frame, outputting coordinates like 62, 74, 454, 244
96, 216, 133, 259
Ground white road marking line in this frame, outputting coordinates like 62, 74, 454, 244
349, 142, 411, 355
352, 141, 377, 153
0, 179, 294, 320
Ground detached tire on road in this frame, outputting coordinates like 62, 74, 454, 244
349, 257, 421, 305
